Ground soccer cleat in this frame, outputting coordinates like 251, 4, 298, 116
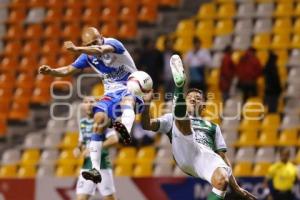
170, 54, 186, 87
113, 121, 132, 145
82, 168, 102, 184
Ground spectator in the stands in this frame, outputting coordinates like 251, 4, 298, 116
184, 36, 212, 92
219, 46, 235, 102
263, 51, 282, 113
138, 37, 164, 92
236, 47, 262, 101
162, 36, 180, 100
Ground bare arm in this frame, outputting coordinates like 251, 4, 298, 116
141, 90, 160, 131
64, 41, 114, 56
38, 65, 80, 77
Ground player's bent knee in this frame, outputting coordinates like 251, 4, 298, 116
76, 194, 89, 200
103, 194, 117, 200
211, 167, 229, 190
93, 112, 110, 133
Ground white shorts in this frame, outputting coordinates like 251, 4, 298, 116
76, 169, 116, 196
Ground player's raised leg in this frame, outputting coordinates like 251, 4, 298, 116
208, 167, 229, 200
170, 54, 187, 118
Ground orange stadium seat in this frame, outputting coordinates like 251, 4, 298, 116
0, 56, 18, 73
10, 0, 27, 8
138, 4, 158, 24
160, 0, 179, 7
13, 88, 32, 104
62, 23, 81, 41
8, 100, 30, 121
0, 116, 7, 136
16, 73, 35, 90
217, 3, 236, 19
215, 19, 233, 35
7, 8, 26, 24
35, 74, 54, 88
39, 55, 57, 67
118, 21, 137, 40
102, 0, 120, 9
3, 41, 22, 56
196, 3, 216, 19
5, 24, 24, 40
274, 50, 288, 67
57, 55, 74, 66
66, 0, 84, 9
47, 0, 65, 9
0, 165, 17, 178
233, 162, 252, 177
0, 98, 11, 118
19, 56, 39, 74
101, 21, 118, 38
64, 7, 82, 23
29, 0, 47, 7
44, 8, 64, 23
101, 6, 118, 22
25, 24, 43, 39
44, 23, 61, 39
119, 6, 138, 22
22, 40, 41, 56
82, 8, 101, 26
257, 131, 278, 146
0, 73, 16, 90
31, 85, 51, 105
85, 0, 102, 8
141, 0, 159, 6
18, 166, 36, 178
42, 39, 60, 56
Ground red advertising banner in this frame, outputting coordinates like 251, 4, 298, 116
0, 179, 35, 200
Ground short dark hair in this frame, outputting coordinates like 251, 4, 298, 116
186, 88, 206, 100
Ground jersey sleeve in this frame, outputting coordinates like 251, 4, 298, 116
105, 38, 125, 54
72, 54, 90, 69
157, 113, 173, 134
215, 125, 227, 152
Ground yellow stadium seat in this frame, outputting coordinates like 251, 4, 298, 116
114, 164, 133, 176
156, 35, 166, 51
20, 149, 40, 166
291, 34, 300, 49
56, 165, 75, 177
57, 149, 78, 166
293, 19, 300, 34
252, 34, 271, 50
115, 147, 137, 165
18, 166, 36, 178
217, 3, 236, 18
176, 19, 195, 37
243, 97, 265, 118
256, 50, 269, 66
257, 131, 278, 146
233, 162, 252, 177
206, 69, 219, 87
173, 36, 193, 54
261, 114, 280, 132
295, 150, 300, 164
294, 3, 300, 17
0, 165, 17, 178
60, 133, 79, 149
278, 129, 298, 146
256, 77, 265, 98
133, 164, 152, 177
271, 34, 290, 50
215, 19, 233, 35
239, 119, 261, 132
273, 18, 292, 34
91, 83, 104, 97
232, 51, 244, 64
274, 3, 293, 18
277, 64, 287, 87
252, 163, 271, 176
197, 3, 216, 19
136, 146, 156, 164
274, 50, 288, 67
235, 131, 258, 147
195, 20, 214, 37
198, 35, 213, 49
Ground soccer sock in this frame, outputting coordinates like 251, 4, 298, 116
89, 134, 104, 171
121, 105, 135, 133
173, 85, 187, 118
207, 188, 226, 200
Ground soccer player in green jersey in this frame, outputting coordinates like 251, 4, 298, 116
76, 96, 118, 200
141, 55, 257, 200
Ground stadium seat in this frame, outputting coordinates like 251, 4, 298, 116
5, 24, 24, 40
274, 49, 288, 67
287, 68, 300, 85
1, 149, 20, 165
56, 165, 75, 177
255, 147, 275, 163
13, 88, 32, 104
213, 35, 231, 51
84, 0, 102, 8
22, 40, 41, 56
101, 21, 118, 37
153, 163, 173, 177
8, 8, 26, 23
47, 0, 65, 9
217, 3, 236, 18
235, 131, 258, 147
176, 19, 195, 38
252, 163, 271, 176
273, 3, 293, 18
119, 6, 138, 22
284, 98, 300, 115
60, 133, 79, 149
3, 41, 22, 56
101, 6, 118, 22
133, 164, 153, 177
214, 19, 233, 35
261, 114, 280, 131
37, 165, 55, 177
0, 73, 15, 90
197, 3, 216, 19
243, 97, 265, 118
20, 149, 40, 166
136, 146, 156, 164
23, 133, 43, 149
235, 147, 255, 163
254, 19, 272, 34
42, 23, 60, 40
43, 134, 61, 149
66, 0, 84, 9
255, 3, 274, 18
57, 149, 78, 166
18, 56, 39, 74
173, 36, 193, 54
18, 166, 36, 178
236, 3, 255, 18
31, 85, 51, 105
294, 19, 300, 35
281, 114, 300, 130
82, 9, 100, 26
0, 56, 18, 73
118, 21, 137, 40
44, 8, 63, 23
25, 24, 43, 39
233, 34, 251, 51
29, 0, 47, 7
64, 7, 82, 22
233, 162, 252, 177
234, 19, 253, 36
294, 150, 300, 164
291, 34, 300, 49
0, 165, 17, 178
8, 100, 30, 121
159, 0, 179, 7
115, 147, 136, 165
271, 34, 290, 50
138, 4, 158, 24
278, 129, 298, 146
114, 164, 133, 176
257, 131, 278, 146
273, 18, 292, 34
154, 148, 173, 164
62, 23, 81, 41
252, 34, 271, 50
195, 20, 214, 38
239, 119, 261, 132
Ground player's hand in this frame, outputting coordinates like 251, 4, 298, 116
64, 41, 78, 52
142, 89, 153, 103
235, 187, 257, 200
38, 65, 52, 75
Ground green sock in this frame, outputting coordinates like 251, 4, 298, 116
173, 85, 186, 118
207, 192, 224, 200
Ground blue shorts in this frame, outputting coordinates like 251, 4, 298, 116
92, 89, 144, 121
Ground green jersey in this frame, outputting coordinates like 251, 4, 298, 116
79, 118, 114, 169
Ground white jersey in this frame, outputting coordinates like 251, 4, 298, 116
72, 37, 137, 94
157, 113, 231, 182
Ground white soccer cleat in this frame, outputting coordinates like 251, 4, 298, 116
170, 54, 186, 87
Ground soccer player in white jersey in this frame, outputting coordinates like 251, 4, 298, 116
39, 27, 143, 183
76, 96, 117, 200
141, 55, 257, 200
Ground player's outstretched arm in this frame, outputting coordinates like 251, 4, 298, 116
64, 41, 114, 56
38, 65, 80, 77
218, 152, 257, 200
141, 90, 160, 132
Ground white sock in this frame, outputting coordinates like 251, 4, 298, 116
121, 108, 135, 133
212, 188, 226, 198
89, 134, 104, 171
